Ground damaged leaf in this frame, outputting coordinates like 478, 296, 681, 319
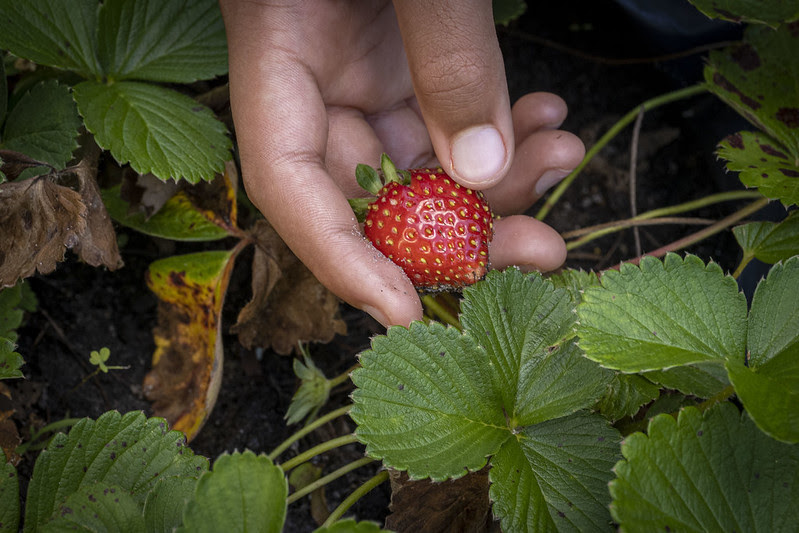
717, 130, 799, 206
232, 220, 346, 355
143, 250, 236, 441
102, 161, 238, 241
706, 23, 799, 161
687, 0, 799, 27
0, 177, 86, 287
386, 469, 500, 533
72, 145, 124, 271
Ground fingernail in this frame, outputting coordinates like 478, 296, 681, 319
534, 169, 572, 196
450, 125, 507, 186
361, 305, 389, 327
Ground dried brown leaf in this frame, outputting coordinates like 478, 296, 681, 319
0, 177, 86, 287
386, 468, 500, 533
73, 153, 123, 271
0, 150, 50, 181
232, 220, 346, 355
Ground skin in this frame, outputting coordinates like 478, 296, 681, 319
220, 0, 585, 327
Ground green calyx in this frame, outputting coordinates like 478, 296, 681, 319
350, 153, 411, 222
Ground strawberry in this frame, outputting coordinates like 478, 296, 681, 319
350, 154, 493, 290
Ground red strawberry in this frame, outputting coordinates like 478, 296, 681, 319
351, 154, 493, 290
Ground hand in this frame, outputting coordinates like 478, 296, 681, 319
220, 0, 585, 326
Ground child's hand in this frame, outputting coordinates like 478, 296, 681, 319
220, 0, 584, 326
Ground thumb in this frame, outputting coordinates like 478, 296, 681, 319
393, 0, 513, 189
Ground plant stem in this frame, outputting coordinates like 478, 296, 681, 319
421, 294, 461, 329
535, 83, 709, 221
620, 197, 769, 266
286, 457, 376, 504
269, 405, 351, 461
279, 434, 359, 473
696, 384, 736, 413
731, 253, 755, 280
566, 217, 715, 251
329, 364, 360, 389
320, 469, 390, 528
15, 418, 82, 455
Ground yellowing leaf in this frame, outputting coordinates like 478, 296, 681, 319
142, 250, 236, 441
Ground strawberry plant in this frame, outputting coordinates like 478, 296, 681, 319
1, 0, 798, 531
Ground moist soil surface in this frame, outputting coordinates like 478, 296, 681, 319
10, 2, 758, 531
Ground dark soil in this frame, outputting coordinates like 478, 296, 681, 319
8, 1, 760, 531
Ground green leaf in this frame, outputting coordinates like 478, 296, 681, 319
577, 254, 747, 372
686, 0, 799, 27
706, 24, 799, 161
101, 185, 231, 241
718, 131, 799, 207
40, 482, 144, 533
596, 374, 660, 422
351, 322, 510, 481
610, 403, 799, 532
0, 55, 7, 127
734, 209, 799, 264
179, 451, 287, 533
0, 283, 27, 380
24, 411, 208, 531
285, 353, 331, 425
490, 412, 620, 533
97, 0, 227, 83
643, 361, 731, 398
727, 257, 799, 442
143, 476, 198, 533
0, 338, 23, 380
0, 0, 101, 77
1, 81, 81, 169
73, 80, 230, 183
548, 268, 600, 306
0, 461, 19, 532
493, 0, 527, 25
313, 519, 388, 533
460, 268, 612, 426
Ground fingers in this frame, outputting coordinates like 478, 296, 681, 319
221, 1, 423, 327
484, 129, 585, 215
393, 0, 513, 189
489, 215, 567, 273
512, 92, 570, 139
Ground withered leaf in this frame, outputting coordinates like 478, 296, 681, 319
232, 220, 346, 355
72, 149, 123, 271
0, 149, 51, 181
386, 468, 501, 533
142, 250, 236, 441
0, 177, 86, 287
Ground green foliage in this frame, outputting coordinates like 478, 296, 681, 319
0, 281, 36, 379
179, 451, 287, 533
492, 0, 527, 26
705, 23, 799, 206
0, 0, 230, 181
285, 350, 332, 425
610, 403, 799, 532
101, 184, 232, 241
0, 80, 81, 169
734, 209, 799, 264
579, 254, 799, 443
314, 520, 388, 533
687, 0, 799, 27
0, 461, 19, 532
23, 411, 208, 531
352, 268, 618, 530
